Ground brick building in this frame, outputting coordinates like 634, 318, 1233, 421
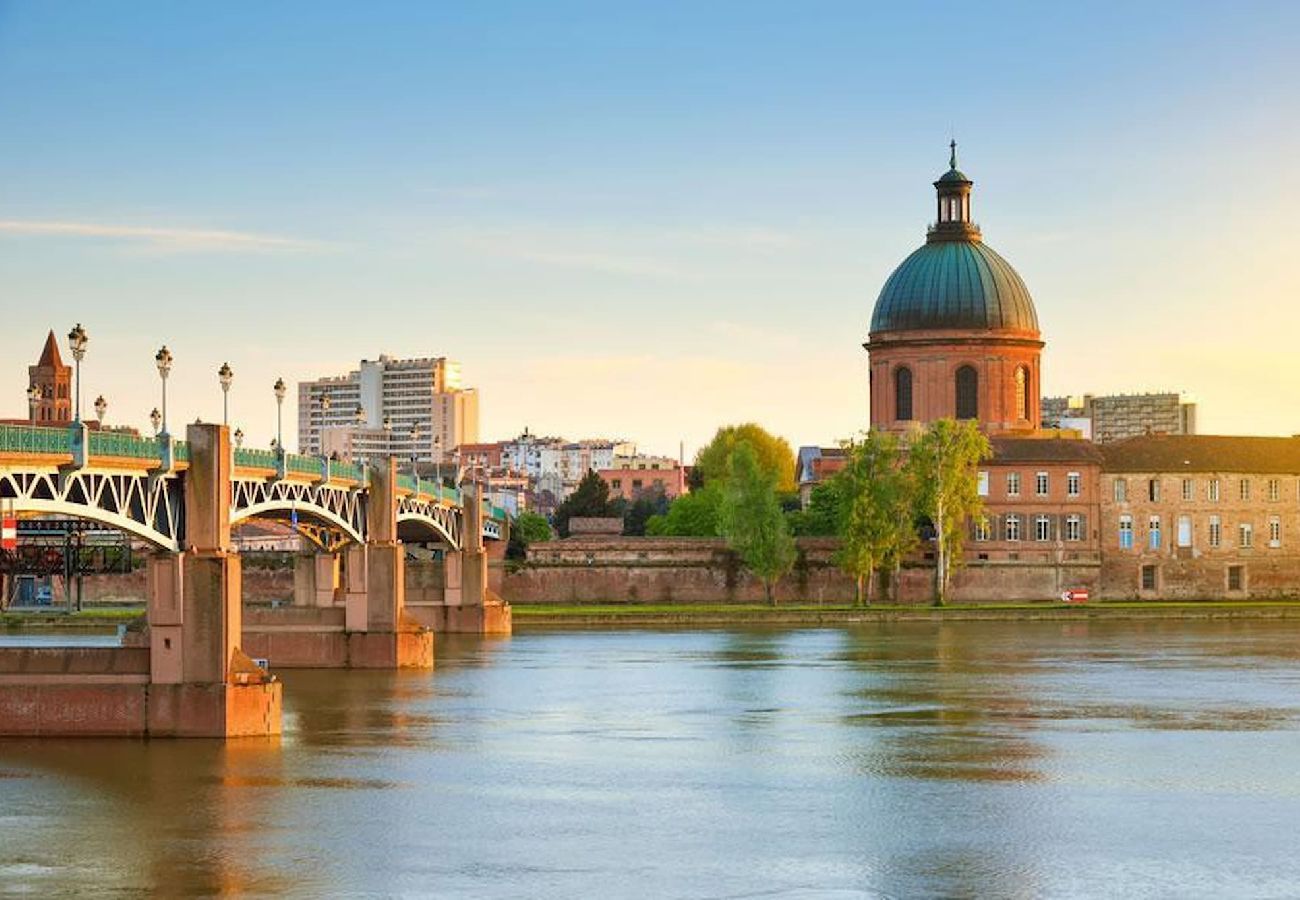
27, 331, 72, 424
1099, 435, 1300, 599
598, 456, 686, 501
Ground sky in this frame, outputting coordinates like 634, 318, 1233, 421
2, 1, 1299, 457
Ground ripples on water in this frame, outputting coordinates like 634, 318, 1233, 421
3, 620, 1300, 897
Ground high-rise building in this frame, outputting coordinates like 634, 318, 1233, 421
297, 355, 479, 462
1042, 392, 1197, 443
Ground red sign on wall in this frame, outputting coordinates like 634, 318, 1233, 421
1, 517, 16, 552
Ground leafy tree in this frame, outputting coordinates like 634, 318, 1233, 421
645, 485, 722, 536
785, 480, 845, 537
507, 511, 553, 560
553, 469, 616, 537
694, 423, 797, 493
623, 487, 670, 536
718, 442, 796, 605
905, 419, 991, 606
833, 432, 916, 605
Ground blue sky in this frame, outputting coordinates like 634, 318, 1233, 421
2, 1, 1298, 453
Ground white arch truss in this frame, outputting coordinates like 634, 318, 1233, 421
229, 477, 366, 546
396, 494, 462, 548
0, 466, 183, 551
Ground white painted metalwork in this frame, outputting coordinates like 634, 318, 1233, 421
0, 466, 183, 551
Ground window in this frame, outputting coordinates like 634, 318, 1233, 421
1240, 523, 1254, 549
1240, 479, 1251, 501
1014, 366, 1029, 421
1208, 479, 1220, 502
1007, 472, 1021, 497
1036, 472, 1049, 496
1119, 515, 1134, 549
1141, 565, 1157, 591
955, 365, 978, 420
632, 479, 643, 490
1067, 472, 1081, 498
1066, 514, 1081, 542
1006, 514, 1021, 542
1148, 516, 1161, 550
1270, 516, 1281, 547
1114, 479, 1128, 503
1228, 565, 1244, 592
1209, 516, 1221, 548
1177, 515, 1192, 548
974, 519, 991, 541
611, 479, 621, 489
977, 471, 989, 497
1148, 479, 1160, 502
1269, 479, 1281, 502
894, 367, 913, 421
1036, 515, 1051, 542
1182, 478, 1194, 502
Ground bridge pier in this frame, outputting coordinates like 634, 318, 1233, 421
293, 553, 338, 607
0, 423, 280, 738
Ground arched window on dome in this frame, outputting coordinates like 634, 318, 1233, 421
955, 366, 978, 420
1014, 366, 1029, 421
894, 367, 913, 421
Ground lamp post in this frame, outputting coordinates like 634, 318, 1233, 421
93, 395, 107, 427
154, 346, 173, 436
434, 435, 443, 485
149, 407, 162, 437
67, 323, 88, 422
273, 378, 287, 454
27, 385, 41, 425
234, 427, 244, 449
409, 421, 420, 483
218, 362, 234, 426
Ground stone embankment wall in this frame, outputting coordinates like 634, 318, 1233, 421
505, 537, 1101, 604
50, 568, 294, 606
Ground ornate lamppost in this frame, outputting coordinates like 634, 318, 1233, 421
154, 346, 173, 436
234, 427, 244, 449
218, 362, 234, 425
67, 323, 88, 422
93, 395, 107, 427
149, 407, 162, 437
27, 385, 41, 424
273, 378, 287, 454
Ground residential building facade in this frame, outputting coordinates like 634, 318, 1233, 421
1042, 392, 1197, 443
599, 455, 687, 501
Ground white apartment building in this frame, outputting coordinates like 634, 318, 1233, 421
297, 355, 479, 462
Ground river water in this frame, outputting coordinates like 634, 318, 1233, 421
3, 620, 1300, 898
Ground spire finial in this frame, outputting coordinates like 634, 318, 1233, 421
949, 139, 957, 170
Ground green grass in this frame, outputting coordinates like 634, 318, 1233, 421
512, 599, 1300, 618
1, 607, 144, 627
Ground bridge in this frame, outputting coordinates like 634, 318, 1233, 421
0, 421, 512, 739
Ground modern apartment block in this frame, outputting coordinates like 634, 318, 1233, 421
297, 355, 479, 462
1041, 392, 1196, 442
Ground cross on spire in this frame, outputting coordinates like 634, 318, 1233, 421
949, 139, 957, 171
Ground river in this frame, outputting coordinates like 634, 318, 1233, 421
3, 620, 1300, 898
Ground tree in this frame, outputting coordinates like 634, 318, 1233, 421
833, 432, 916, 605
905, 419, 991, 606
623, 487, 670, 536
694, 423, 797, 493
553, 470, 616, 537
785, 480, 845, 537
507, 511, 553, 560
645, 484, 722, 536
718, 442, 796, 605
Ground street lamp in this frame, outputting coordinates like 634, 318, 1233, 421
67, 323, 88, 422
234, 427, 244, 449
218, 362, 234, 425
27, 385, 41, 425
434, 435, 442, 485
409, 421, 420, 479
149, 407, 162, 436
154, 345, 173, 435
273, 378, 287, 454
93, 395, 107, 427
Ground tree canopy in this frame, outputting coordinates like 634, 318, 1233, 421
693, 423, 796, 493
833, 431, 916, 604
717, 442, 796, 604
553, 469, 617, 537
506, 510, 553, 560
645, 484, 722, 536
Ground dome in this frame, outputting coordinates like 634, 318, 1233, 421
870, 238, 1039, 334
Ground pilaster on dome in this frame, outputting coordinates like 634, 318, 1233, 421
929, 140, 980, 243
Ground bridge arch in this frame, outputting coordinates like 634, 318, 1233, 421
0, 468, 183, 552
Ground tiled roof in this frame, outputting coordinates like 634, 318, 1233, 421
36, 330, 64, 369
991, 437, 1104, 464
1101, 435, 1300, 474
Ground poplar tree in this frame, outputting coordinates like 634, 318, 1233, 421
718, 442, 796, 605
905, 419, 991, 606
833, 431, 916, 605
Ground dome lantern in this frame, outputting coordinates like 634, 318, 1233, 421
930, 140, 979, 242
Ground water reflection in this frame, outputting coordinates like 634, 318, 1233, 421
3, 620, 1300, 897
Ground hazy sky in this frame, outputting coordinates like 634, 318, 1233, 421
2, 1, 1298, 456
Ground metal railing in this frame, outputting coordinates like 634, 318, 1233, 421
0, 424, 73, 455
331, 461, 364, 483
87, 431, 159, 460
234, 447, 278, 470
286, 453, 323, 478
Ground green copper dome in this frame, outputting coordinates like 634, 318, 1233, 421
870, 239, 1039, 333
870, 144, 1039, 335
